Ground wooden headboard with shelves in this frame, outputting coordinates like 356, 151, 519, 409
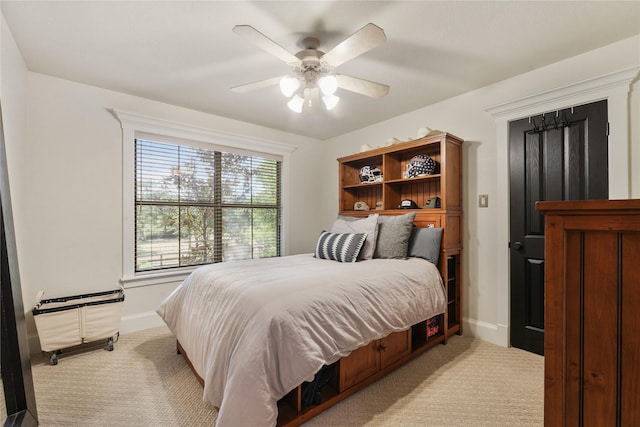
337, 133, 463, 340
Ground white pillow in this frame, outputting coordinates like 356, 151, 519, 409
331, 214, 379, 260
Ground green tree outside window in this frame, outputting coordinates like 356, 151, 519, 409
135, 139, 281, 272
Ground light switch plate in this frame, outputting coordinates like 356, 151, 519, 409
479, 194, 489, 208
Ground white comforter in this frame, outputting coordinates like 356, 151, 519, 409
156, 253, 446, 426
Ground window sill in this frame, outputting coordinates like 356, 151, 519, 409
120, 268, 195, 289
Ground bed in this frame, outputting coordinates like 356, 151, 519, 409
157, 212, 448, 426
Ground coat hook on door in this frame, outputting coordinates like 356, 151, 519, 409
562, 107, 575, 128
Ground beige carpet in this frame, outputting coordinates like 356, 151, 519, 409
6, 326, 543, 426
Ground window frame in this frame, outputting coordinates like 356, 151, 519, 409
114, 110, 296, 288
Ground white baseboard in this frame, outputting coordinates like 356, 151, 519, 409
462, 317, 509, 347
119, 311, 166, 335
28, 312, 506, 356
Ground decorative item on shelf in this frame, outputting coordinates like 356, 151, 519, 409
398, 199, 419, 209
354, 201, 370, 211
375, 201, 383, 210
359, 144, 373, 152
416, 127, 430, 138
416, 127, 444, 139
405, 154, 436, 178
423, 196, 441, 209
359, 166, 383, 183
427, 315, 440, 337
386, 137, 408, 145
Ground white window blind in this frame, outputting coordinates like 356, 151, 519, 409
135, 138, 281, 272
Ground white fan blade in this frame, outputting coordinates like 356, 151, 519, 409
233, 25, 301, 67
321, 23, 386, 68
231, 75, 285, 93
335, 74, 389, 98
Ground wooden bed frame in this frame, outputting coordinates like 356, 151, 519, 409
176, 211, 462, 426
177, 133, 464, 425
178, 321, 446, 427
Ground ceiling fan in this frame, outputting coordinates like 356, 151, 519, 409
232, 23, 390, 113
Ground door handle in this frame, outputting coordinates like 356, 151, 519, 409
510, 241, 523, 250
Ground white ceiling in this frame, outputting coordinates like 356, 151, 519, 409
2, 1, 639, 140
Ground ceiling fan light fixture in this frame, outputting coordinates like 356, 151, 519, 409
303, 87, 321, 113
233, 24, 389, 114
287, 94, 304, 113
280, 76, 300, 98
318, 75, 338, 95
322, 94, 340, 110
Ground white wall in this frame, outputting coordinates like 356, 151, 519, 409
0, 13, 32, 336
1, 14, 29, 254
1, 14, 325, 351
320, 35, 640, 346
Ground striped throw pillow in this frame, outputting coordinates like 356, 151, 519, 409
314, 231, 367, 263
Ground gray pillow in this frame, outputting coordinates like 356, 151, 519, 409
331, 214, 378, 260
373, 212, 416, 259
408, 227, 444, 265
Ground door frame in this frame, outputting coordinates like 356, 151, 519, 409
484, 65, 639, 348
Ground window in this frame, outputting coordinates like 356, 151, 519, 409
114, 109, 296, 287
135, 138, 281, 272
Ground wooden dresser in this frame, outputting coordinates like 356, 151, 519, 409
536, 199, 640, 426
